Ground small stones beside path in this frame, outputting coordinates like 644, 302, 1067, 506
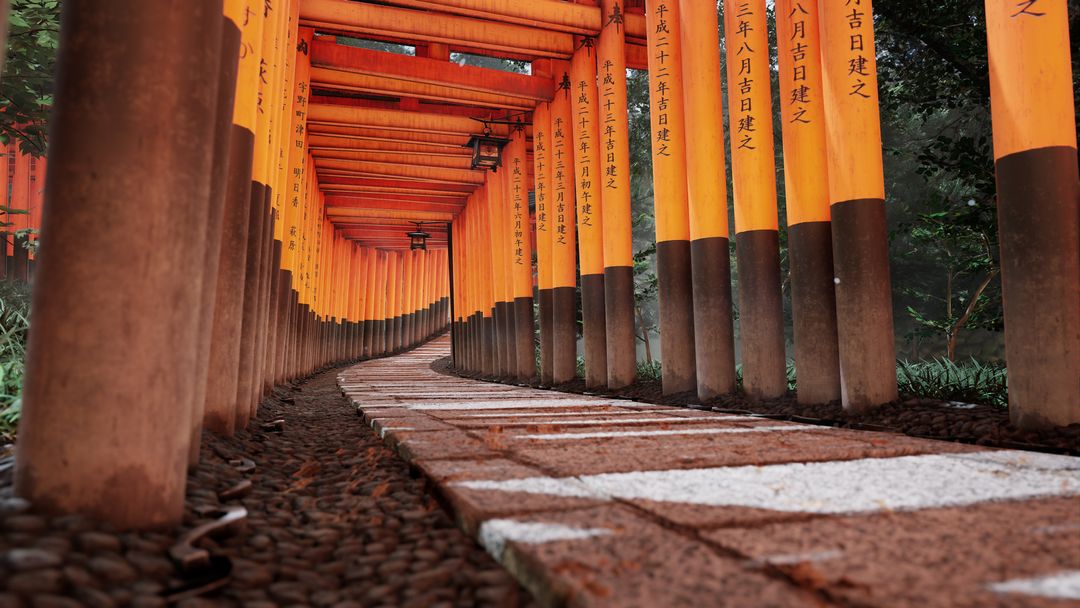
0, 355, 533, 607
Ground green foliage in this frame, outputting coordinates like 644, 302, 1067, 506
2, 0, 59, 156
896, 358, 1008, 408
636, 360, 661, 382
0, 281, 31, 439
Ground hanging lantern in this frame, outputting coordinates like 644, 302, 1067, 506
465, 124, 509, 172
407, 222, 431, 251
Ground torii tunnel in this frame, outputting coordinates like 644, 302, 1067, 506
13, 0, 1078, 529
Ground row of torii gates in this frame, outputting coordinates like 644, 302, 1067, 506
10, 0, 1079, 530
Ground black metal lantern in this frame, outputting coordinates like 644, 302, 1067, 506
465, 126, 509, 172
407, 222, 431, 251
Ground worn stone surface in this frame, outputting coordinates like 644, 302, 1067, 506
339, 337, 1080, 606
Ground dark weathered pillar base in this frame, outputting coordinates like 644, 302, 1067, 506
788, 222, 841, 404
656, 240, 696, 395
831, 199, 898, 411
690, 237, 736, 400
580, 273, 608, 389
481, 314, 496, 376
995, 146, 1080, 429
552, 286, 577, 384
735, 230, 787, 401
513, 296, 535, 381
604, 265, 636, 389
538, 288, 553, 385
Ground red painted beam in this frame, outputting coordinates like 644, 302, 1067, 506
312, 38, 555, 102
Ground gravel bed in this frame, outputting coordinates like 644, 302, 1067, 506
0, 365, 533, 607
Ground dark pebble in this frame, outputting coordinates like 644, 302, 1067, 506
7, 569, 63, 595
4, 549, 62, 571
76, 531, 122, 554
87, 555, 138, 585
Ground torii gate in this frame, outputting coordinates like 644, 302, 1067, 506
9, 0, 1078, 530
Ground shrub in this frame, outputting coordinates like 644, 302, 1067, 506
0, 282, 31, 439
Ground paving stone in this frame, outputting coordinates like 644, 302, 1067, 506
343, 336, 1080, 607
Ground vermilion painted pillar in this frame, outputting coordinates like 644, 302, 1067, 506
375, 250, 388, 355
533, 101, 555, 384
985, 0, 1079, 428
0, 143, 9, 281
363, 247, 377, 357
646, 0, 696, 394
508, 126, 535, 380
15, 0, 223, 528
571, 40, 608, 389
598, 0, 637, 389
9, 147, 30, 282
820, 0, 898, 411
550, 60, 579, 385
479, 191, 497, 375
679, 0, 736, 400
724, 0, 787, 400
498, 148, 518, 375
189, 0, 243, 465
206, 0, 264, 436
777, 0, 841, 405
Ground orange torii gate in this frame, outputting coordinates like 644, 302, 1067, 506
8, 0, 1077, 530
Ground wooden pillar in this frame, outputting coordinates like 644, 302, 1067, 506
363, 247, 377, 357
550, 60, 579, 385
15, 0, 222, 528
646, 0, 695, 395
678, 0, 736, 400
236, 0, 285, 428
776, 0, 840, 404
499, 146, 518, 373
533, 101, 555, 384
189, 1, 243, 465
985, 0, 1079, 428
820, 0, 897, 411
570, 40, 608, 389
508, 125, 536, 380
486, 178, 506, 375
597, 0, 637, 389
479, 189, 497, 374
724, 0, 786, 400
375, 250, 388, 354
386, 250, 400, 352
9, 147, 30, 282
403, 246, 415, 348
205, 0, 263, 436
0, 143, 9, 281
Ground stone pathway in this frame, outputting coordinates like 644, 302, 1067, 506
340, 336, 1080, 607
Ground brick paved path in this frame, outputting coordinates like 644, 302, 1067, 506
339, 336, 1080, 607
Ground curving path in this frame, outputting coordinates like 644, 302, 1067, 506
340, 336, 1080, 607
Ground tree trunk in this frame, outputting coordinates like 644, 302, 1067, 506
635, 304, 652, 365
946, 269, 1000, 363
